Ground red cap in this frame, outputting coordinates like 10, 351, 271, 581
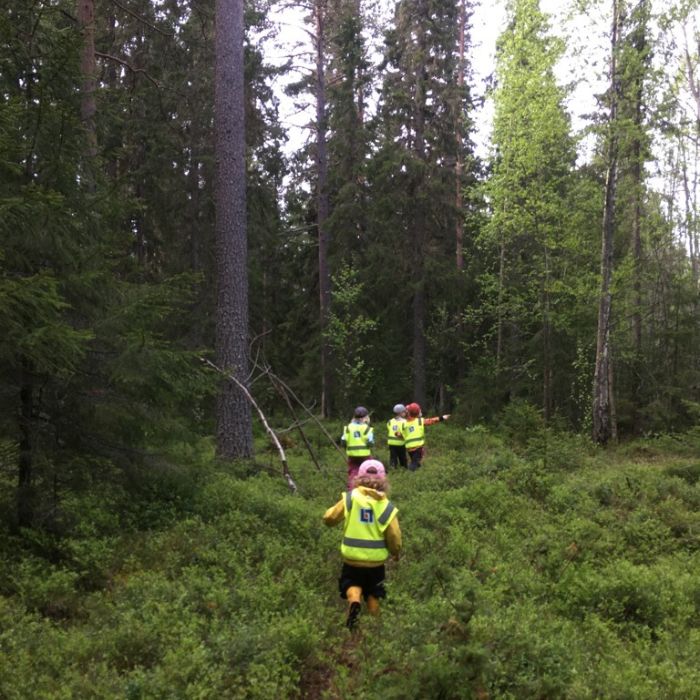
406, 402, 421, 417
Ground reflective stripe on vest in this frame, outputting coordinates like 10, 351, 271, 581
341, 489, 397, 562
402, 417, 424, 449
378, 502, 395, 525
386, 418, 405, 446
344, 422, 372, 456
342, 537, 387, 549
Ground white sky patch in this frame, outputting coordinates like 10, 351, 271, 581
265, 0, 612, 162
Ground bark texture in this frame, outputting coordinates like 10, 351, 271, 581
214, 0, 253, 458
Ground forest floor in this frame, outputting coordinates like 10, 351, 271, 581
1, 425, 700, 698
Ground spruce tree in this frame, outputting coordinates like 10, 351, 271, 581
375, 0, 472, 407
484, 0, 577, 420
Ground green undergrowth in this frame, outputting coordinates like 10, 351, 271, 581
1, 422, 700, 698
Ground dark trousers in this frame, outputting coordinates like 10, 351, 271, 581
389, 445, 407, 468
408, 447, 424, 471
339, 563, 387, 600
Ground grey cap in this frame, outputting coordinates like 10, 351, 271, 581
354, 406, 369, 418
393, 403, 406, 414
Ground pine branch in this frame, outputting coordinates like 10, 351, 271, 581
94, 51, 160, 88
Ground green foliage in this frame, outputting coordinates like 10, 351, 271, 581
2, 427, 700, 697
2, 0, 700, 693
326, 265, 378, 413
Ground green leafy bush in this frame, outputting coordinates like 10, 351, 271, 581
2, 428, 700, 698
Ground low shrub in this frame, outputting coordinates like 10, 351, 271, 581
2, 427, 700, 698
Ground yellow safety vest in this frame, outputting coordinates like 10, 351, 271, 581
343, 422, 372, 457
341, 489, 398, 562
401, 417, 424, 450
386, 417, 405, 446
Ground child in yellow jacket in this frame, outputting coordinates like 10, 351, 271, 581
401, 402, 450, 471
323, 459, 401, 630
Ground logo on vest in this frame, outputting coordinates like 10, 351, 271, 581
359, 508, 374, 524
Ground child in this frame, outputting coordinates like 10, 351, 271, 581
323, 459, 401, 630
386, 403, 408, 469
401, 402, 450, 471
340, 406, 375, 489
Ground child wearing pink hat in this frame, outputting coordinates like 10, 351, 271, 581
323, 459, 402, 630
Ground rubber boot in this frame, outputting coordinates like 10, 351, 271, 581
367, 596, 380, 616
346, 586, 362, 630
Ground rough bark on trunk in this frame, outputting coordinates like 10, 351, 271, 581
214, 0, 253, 459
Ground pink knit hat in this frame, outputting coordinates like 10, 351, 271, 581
357, 459, 386, 479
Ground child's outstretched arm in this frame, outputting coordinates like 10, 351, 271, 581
323, 496, 345, 527
424, 414, 451, 426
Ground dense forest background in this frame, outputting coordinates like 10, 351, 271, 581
2, 2, 700, 697
2, 0, 699, 526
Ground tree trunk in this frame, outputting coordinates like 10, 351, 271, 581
411, 11, 428, 407
496, 231, 506, 370
188, 117, 201, 273
629, 0, 649, 433
631, 94, 643, 434
17, 56, 36, 528
133, 29, 147, 267
77, 0, 98, 169
17, 359, 34, 528
543, 237, 552, 423
105, 11, 119, 181
592, 0, 621, 445
455, 0, 466, 272
682, 26, 700, 353
315, 0, 333, 418
214, 0, 253, 459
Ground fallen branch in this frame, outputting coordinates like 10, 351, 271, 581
201, 358, 297, 494
269, 372, 324, 475
277, 416, 315, 434
264, 368, 345, 459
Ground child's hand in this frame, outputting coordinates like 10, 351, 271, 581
442, 414, 451, 421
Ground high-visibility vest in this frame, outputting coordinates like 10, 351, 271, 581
386, 417, 405, 446
341, 489, 397, 562
343, 422, 372, 457
401, 417, 424, 450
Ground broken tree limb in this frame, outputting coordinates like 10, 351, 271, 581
201, 358, 297, 494
269, 372, 324, 475
263, 368, 346, 459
